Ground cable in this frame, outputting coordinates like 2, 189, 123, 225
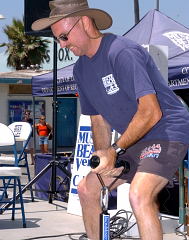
20, 209, 137, 240
110, 209, 138, 239
21, 232, 86, 240
21, 210, 187, 240
175, 224, 188, 240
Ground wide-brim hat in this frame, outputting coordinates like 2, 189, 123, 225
31, 0, 112, 31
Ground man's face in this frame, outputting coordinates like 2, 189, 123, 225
25, 112, 30, 119
51, 17, 87, 57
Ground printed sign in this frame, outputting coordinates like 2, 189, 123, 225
9, 100, 45, 123
67, 115, 116, 216
67, 115, 93, 216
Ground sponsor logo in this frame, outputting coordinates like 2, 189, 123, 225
140, 144, 161, 160
162, 31, 189, 51
102, 74, 119, 95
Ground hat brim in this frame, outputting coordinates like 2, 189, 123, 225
31, 8, 112, 31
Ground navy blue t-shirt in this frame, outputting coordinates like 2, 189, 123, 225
74, 33, 189, 144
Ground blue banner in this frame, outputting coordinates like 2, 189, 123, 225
32, 63, 78, 96
124, 9, 189, 90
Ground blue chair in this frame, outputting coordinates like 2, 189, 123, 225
0, 122, 34, 202
0, 123, 26, 227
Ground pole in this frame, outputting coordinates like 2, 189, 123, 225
49, 39, 58, 203
32, 96, 36, 155
134, 0, 140, 24
156, 0, 159, 10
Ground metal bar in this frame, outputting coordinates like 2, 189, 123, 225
0, 163, 52, 213
179, 160, 186, 225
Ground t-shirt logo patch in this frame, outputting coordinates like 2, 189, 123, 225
102, 74, 119, 95
140, 144, 161, 160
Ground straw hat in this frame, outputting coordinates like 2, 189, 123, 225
31, 0, 112, 31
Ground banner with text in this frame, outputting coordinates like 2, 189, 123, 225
67, 115, 94, 216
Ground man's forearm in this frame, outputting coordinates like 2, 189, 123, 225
116, 94, 162, 150
90, 115, 112, 151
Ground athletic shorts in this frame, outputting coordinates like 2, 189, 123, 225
39, 136, 48, 145
118, 140, 188, 182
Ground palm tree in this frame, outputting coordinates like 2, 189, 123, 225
134, 0, 140, 24
0, 18, 50, 70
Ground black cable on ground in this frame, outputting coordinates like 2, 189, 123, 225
110, 209, 139, 239
175, 224, 188, 240
21, 232, 86, 240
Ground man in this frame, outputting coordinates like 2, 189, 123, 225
22, 110, 35, 165
32, 1, 189, 239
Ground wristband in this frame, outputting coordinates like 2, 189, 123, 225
111, 143, 126, 155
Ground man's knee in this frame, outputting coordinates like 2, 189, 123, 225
129, 185, 143, 209
77, 178, 86, 198
129, 184, 153, 210
77, 176, 101, 202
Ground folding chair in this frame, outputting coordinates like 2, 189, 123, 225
0, 122, 34, 201
0, 123, 26, 227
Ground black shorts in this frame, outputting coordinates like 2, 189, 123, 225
118, 140, 188, 182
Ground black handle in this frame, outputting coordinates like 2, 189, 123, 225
90, 155, 100, 169
90, 155, 130, 174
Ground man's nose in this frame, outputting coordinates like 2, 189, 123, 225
60, 40, 68, 49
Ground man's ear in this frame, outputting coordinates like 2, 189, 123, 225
81, 16, 92, 32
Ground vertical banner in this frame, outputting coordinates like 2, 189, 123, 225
67, 115, 116, 216
67, 115, 94, 216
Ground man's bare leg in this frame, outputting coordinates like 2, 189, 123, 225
78, 172, 126, 240
30, 148, 34, 164
129, 172, 168, 240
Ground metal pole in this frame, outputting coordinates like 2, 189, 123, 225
134, 0, 140, 24
52, 39, 58, 158
156, 0, 159, 10
49, 39, 58, 203
32, 96, 36, 154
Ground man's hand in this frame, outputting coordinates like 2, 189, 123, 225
91, 147, 124, 177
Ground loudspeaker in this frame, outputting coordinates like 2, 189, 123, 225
24, 0, 52, 37
158, 179, 179, 217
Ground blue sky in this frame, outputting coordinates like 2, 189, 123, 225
0, 0, 189, 53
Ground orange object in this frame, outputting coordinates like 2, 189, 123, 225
37, 124, 50, 136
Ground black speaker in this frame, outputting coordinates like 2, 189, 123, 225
24, 0, 53, 37
158, 179, 179, 217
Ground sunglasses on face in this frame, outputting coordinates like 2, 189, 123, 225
54, 18, 81, 44
40, 118, 45, 120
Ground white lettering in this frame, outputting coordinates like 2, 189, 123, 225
163, 31, 189, 51
168, 78, 189, 87
182, 67, 189, 75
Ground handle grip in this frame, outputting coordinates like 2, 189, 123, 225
90, 155, 130, 174
90, 155, 100, 169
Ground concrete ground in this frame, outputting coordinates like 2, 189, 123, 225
0, 155, 188, 240
0, 197, 188, 240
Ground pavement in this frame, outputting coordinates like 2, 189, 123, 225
0, 155, 188, 240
